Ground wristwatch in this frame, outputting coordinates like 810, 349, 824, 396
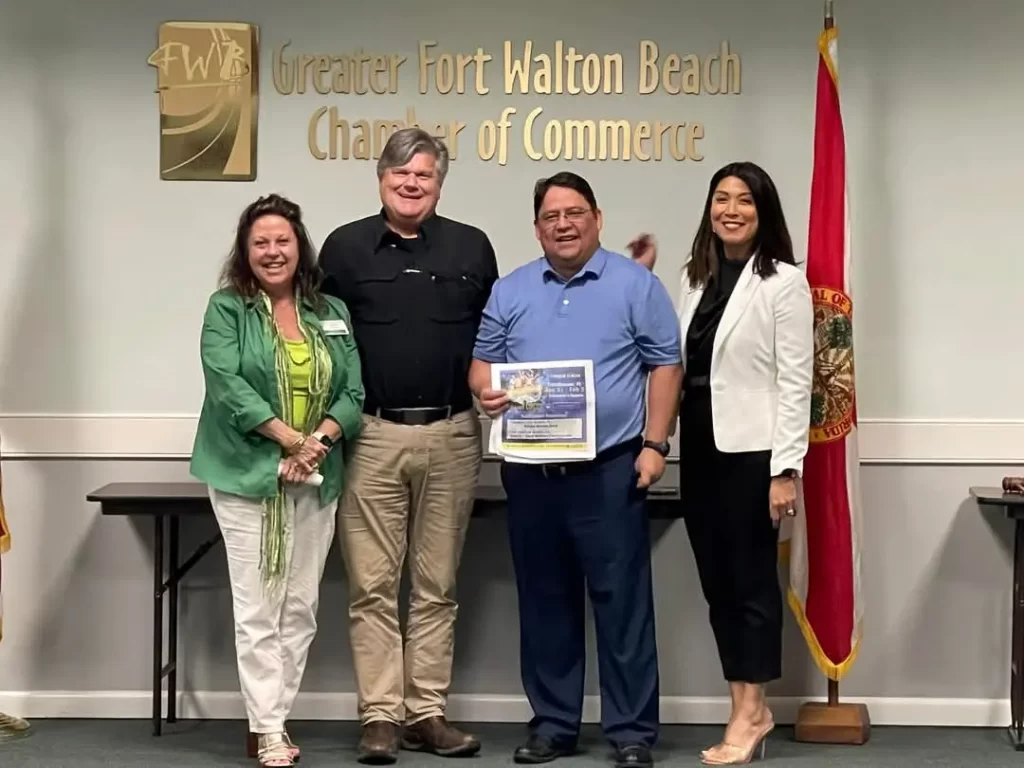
643, 439, 670, 457
313, 431, 334, 448
775, 468, 799, 479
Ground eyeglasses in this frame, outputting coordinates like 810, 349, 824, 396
538, 208, 591, 227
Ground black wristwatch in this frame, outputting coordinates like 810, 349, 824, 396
775, 468, 799, 479
643, 439, 670, 457
313, 431, 334, 449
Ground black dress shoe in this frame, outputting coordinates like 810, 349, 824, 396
513, 734, 575, 764
613, 744, 653, 768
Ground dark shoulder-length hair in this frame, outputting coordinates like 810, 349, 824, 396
218, 193, 324, 311
686, 161, 796, 287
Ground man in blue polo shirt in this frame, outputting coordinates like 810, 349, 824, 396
468, 172, 682, 768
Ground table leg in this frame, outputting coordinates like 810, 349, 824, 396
1010, 517, 1024, 749
152, 514, 164, 737
167, 516, 179, 724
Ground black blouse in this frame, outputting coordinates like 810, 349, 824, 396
684, 251, 749, 382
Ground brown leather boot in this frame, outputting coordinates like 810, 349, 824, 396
358, 721, 400, 764
401, 716, 481, 757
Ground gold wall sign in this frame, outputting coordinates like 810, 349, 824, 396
274, 39, 739, 165
147, 22, 259, 181
145, 22, 743, 167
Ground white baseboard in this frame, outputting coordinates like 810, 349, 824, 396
0, 690, 1010, 727
2, 414, 1024, 464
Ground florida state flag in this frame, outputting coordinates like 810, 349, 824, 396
787, 14, 864, 680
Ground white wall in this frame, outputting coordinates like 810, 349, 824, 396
0, 0, 1022, 725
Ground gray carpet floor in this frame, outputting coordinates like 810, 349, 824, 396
0, 720, 1018, 767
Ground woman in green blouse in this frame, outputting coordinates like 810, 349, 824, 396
190, 193, 364, 768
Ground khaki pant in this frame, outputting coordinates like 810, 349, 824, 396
338, 410, 482, 725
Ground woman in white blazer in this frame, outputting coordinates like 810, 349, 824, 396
677, 162, 813, 765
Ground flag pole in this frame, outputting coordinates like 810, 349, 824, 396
824, 0, 837, 716
791, 0, 870, 744
823, 0, 839, 720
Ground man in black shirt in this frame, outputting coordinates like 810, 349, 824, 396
318, 128, 498, 764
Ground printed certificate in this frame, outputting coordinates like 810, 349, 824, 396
488, 360, 597, 463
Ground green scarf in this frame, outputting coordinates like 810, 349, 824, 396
258, 292, 333, 589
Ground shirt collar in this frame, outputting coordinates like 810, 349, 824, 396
541, 246, 610, 282
372, 207, 439, 250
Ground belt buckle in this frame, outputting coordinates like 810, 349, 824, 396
402, 409, 429, 426
422, 405, 452, 423
541, 464, 567, 479
376, 405, 452, 425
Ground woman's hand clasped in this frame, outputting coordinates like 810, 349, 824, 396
280, 455, 314, 484
768, 477, 797, 527
280, 433, 327, 484
295, 435, 328, 467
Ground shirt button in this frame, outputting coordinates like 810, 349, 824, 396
562, 299, 569, 305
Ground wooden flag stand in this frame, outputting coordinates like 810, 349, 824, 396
794, 679, 870, 745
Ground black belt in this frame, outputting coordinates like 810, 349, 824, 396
364, 405, 466, 426
524, 436, 643, 478
684, 374, 710, 390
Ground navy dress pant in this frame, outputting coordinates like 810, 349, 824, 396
502, 437, 659, 748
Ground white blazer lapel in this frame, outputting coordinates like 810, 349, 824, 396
712, 256, 759, 361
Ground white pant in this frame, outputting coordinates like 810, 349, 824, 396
209, 484, 336, 733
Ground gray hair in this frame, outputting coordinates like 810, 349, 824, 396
376, 127, 449, 185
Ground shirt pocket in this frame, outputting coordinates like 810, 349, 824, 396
428, 269, 482, 324
350, 261, 403, 324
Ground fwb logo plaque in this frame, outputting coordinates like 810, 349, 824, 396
147, 22, 259, 181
